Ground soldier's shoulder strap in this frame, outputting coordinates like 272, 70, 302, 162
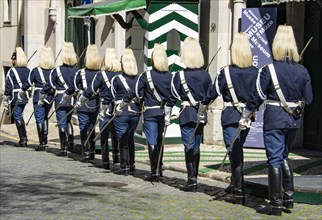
223, 66, 240, 111
101, 71, 111, 88
146, 70, 161, 102
267, 63, 293, 114
179, 70, 198, 106
56, 66, 68, 90
11, 67, 22, 88
117, 74, 130, 93
37, 67, 46, 85
80, 68, 87, 90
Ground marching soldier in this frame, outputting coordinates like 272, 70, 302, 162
19, 46, 55, 151
73, 44, 100, 162
212, 33, 258, 205
111, 48, 140, 175
77, 48, 122, 169
126, 43, 172, 181
3, 47, 30, 147
168, 37, 213, 192
40, 42, 79, 156
239, 25, 313, 216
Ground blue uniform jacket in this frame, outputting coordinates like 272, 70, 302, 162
42, 64, 79, 108
5, 67, 30, 105
169, 68, 213, 125
214, 65, 258, 126
85, 71, 121, 105
131, 69, 172, 118
246, 60, 313, 130
22, 67, 54, 104
74, 68, 99, 112
110, 73, 140, 116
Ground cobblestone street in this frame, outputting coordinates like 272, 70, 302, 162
1, 144, 321, 219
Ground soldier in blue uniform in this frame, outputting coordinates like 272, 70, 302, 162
239, 25, 313, 216
213, 33, 258, 205
168, 37, 213, 192
72, 45, 100, 162
111, 48, 140, 175
3, 47, 30, 147
19, 46, 55, 151
77, 48, 121, 169
40, 42, 78, 156
122, 44, 172, 181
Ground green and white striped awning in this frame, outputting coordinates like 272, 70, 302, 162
67, 0, 147, 18
262, 0, 316, 5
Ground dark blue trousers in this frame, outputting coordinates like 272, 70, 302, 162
180, 122, 204, 153
56, 107, 73, 129
34, 103, 53, 124
143, 116, 165, 145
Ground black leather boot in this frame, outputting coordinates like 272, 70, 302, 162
257, 166, 283, 216
43, 119, 48, 146
80, 130, 90, 162
119, 141, 129, 176
128, 139, 135, 174
35, 123, 46, 151
231, 163, 246, 206
56, 128, 67, 156
66, 123, 74, 152
88, 130, 96, 160
15, 120, 28, 147
181, 150, 197, 192
282, 159, 294, 209
111, 128, 120, 164
100, 128, 110, 170
144, 144, 159, 182
157, 137, 164, 177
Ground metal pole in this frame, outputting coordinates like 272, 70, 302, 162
156, 125, 168, 178
93, 114, 117, 142
219, 128, 242, 171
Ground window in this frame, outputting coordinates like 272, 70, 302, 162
167, 29, 180, 50
4, 0, 12, 23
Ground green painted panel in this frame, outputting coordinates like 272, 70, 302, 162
148, 1, 199, 14
147, 12, 198, 32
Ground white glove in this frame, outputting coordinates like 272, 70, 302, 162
59, 93, 71, 105
164, 106, 172, 126
17, 89, 26, 102
38, 93, 46, 106
75, 93, 88, 108
115, 100, 128, 116
197, 104, 207, 124
98, 104, 108, 121
3, 95, 10, 111
238, 108, 252, 130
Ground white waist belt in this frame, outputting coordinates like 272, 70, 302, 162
56, 90, 66, 94
181, 101, 191, 106
224, 102, 246, 107
144, 106, 161, 110
266, 100, 298, 108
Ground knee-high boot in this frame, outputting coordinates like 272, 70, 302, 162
282, 159, 294, 209
230, 161, 246, 205
181, 150, 197, 192
88, 130, 96, 160
110, 129, 119, 164
43, 119, 48, 146
35, 123, 46, 151
15, 120, 28, 147
128, 139, 135, 174
257, 166, 283, 216
56, 127, 67, 156
100, 129, 110, 169
66, 123, 74, 152
80, 130, 90, 162
119, 141, 129, 175
144, 144, 159, 182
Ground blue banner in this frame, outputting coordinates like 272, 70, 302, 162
241, 8, 277, 148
